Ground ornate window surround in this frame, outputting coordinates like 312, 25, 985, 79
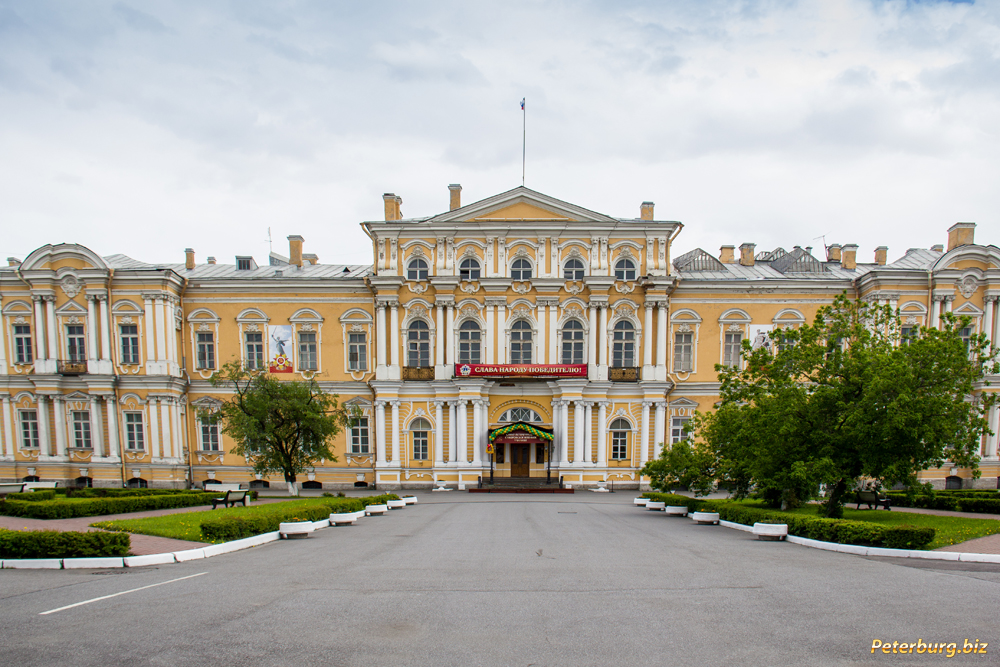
504, 300, 537, 363
336, 308, 370, 378
3, 300, 35, 374
55, 299, 88, 362
112, 299, 145, 374
606, 300, 642, 366
670, 308, 702, 376
719, 308, 751, 370
235, 308, 269, 370
187, 308, 221, 379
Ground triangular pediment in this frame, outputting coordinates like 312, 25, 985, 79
427, 186, 620, 224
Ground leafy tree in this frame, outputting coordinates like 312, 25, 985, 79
641, 438, 716, 496
684, 294, 998, 517
206, 360, 354, 496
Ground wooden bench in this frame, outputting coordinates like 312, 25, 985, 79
0, 483, 27, 497
212, 489, 249, 509
204, 483, 243, 493
855, 490, 891, 510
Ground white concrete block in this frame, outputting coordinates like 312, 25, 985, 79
720, 520, 752, 532
124, 552, 176, 567
2, 558, 62, 569
957, 552, 1000, 563
173, 548, 206, 561
63, 557, 126, 569
906, 549, 960, 561
311, 519, 330, 529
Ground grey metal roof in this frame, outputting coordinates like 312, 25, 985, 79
673, 248, 725, 272
103, 254, 372, 279
882, 248, 942, 270
674, 256, 874, 282
770, 247, 827, 274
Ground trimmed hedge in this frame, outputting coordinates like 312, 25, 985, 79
642, 493, 712, 512
884, 493, 1000, 515
0, 529, 131, 559
199, 494, 400, 542
0, 492, 220, 520
6, 490, 57, 502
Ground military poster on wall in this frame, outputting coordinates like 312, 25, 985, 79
269, 325, 294, 373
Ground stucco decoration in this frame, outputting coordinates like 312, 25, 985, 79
512, 283, 531, 294
614, 302, 636, 318
60, 275, 81, 299
459, 282, 480, 293
615, 282, 635, 294
565, 283, 585, 295
959, 275, 979, 299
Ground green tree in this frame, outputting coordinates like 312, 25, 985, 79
641, 438, 716, 497
206, 360, 353, 496
686, 294, 998, 517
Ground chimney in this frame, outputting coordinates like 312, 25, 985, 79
395, 195, 403, 220
207, 256, 217, 265
739, 243, 755, 267
931, 244, 944, 253
947, 222, 975, 251
449, 184, 462, 211
383, 193, 398, 221
826, 244, 842, 262
7, 257, 21, 267
841, 244, 858, 270
805, 246, 813, 256
640, 201, 654, 221
288, 235, 304, 268
874, 246, 887, 266
302, 253, 318, 265
185, 248, 195, 270
719, 245, 735, 264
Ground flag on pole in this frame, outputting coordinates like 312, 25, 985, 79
520, 98, 525, 110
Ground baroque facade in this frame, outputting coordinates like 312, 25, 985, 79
1, 185, 998, 490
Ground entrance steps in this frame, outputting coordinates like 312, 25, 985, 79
469, 476, 574, 494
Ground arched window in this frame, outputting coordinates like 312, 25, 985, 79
407, 257, 429, 281
411, 418, 431, 460
249, 480, 270, 489
564, 258, 585, 281
561, 319, 585, 364
407, 320, 431, 367
460, 258, 481, 281
615, 258, 637, 281
22, 475, 40, 483
945, 476, 963, 490
127, 478, 149, 489
612, 321, 635, 368
610, 418, 630, 460
458, 320, 481, 364
73, 476, 93, 488
302, 480, 323, 490
510, 320, 533, 364
500, 408, 542, 423
511, 258, 532, 281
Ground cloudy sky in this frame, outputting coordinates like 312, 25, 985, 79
1, 0, 996, 267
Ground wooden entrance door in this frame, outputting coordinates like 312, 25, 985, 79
510, 444, 531, 477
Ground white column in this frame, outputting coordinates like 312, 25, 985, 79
596, 401, 608, 467
548, 302, 558, 366
560, 400, 570, 465
390, 303, 400, 370
163, 399, 175, 459
598, 304, 608, 370
588, 304, 598, 369
498, 303, 507, 364
457, 399, 468, 464
573, 400, 583, 464
656, 301, 668, 380
37, 396, 50, 456
643, 303, 654, 368
582, 402, 592, 464
143, 295, 156, 366
45, 296, 57, 361
654, 401, 666, 459
986, 404, 999, 459
539, 301, 547, 364
376, 304, 387, 371
945, 296, 954, 315
984, 297, 996, 346
33, 296, 47, 361
173, 398, 184, 460
434, 401, 445, 465
375, 401, 386, 465
53, 396, 67, 457
90, 396, 104, 458
448, 401, 458, 463
106, 396, 120, 461
99, 295, 111, 362
472, 399, 482, 466
931, 297, 941, 328
86, 296, 99, 363
2, 396, 14, 459
485, 301, 495, 364
0, 298, 6, 375
446, 304, 455, 366
166, 299, 177, 366
436, 304, 445, 367
154, 297, 167, 362
390, 400, 400, 464
640, 400, 651, 466
148, 398, 161, 459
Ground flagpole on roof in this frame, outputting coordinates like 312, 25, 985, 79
521, 97, 526, 186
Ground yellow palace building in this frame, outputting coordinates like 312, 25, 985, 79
1, 185, 998, 490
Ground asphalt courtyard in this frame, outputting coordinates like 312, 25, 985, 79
1, 493, 998, 667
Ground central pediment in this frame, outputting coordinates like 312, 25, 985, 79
425, 186, 620, 225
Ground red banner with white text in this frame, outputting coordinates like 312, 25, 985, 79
454, 363, 587, 378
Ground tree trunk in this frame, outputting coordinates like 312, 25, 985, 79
824, 478, 848, 518
285, 472, 298, 497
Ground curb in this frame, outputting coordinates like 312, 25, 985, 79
718, 519, 1000, 563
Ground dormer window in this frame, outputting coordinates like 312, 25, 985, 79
460, 258, 481, 281
236, 256, 257, 271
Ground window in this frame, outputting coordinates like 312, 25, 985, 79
127, 478, 148, 489
350, 417, 370, 454
500, 408, 542, 423
66, 324, 86, 361
236, 257, 253, 271
612, 321, 635, 368
348, 332, 367, 371
511, 258, 532, 281
411, 418, 430, 461
19, 410, 39, 448
200, 415, 220, 451
959, 326, 973, 352
13, 324, 33, 364
249, 480, 270, 489
407, 258, 429, 281
459, 258, 481, 281
407, 320, 431, 367
299, 331, 317, 370
671, 417, 691, 444
674, 331, 693, 372
124, 412, 145, 450
245, 330, 264, 370
495, 443, 505, 464
458, 320, 481, 364
72, 411, 91, 449
900, 326, 917, 346
536, 442, 546, 464
510, 320, 533, 364
723, 331, 743, 368
121, 324, 141, 364
73, 476, 93, 488
561, 320, 585, 364
610, 418, 630, 460
564, 258, 585, 281
196, 332, 215, 369
615, 258, 636, 281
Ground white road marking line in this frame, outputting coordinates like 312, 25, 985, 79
39, 572, 207, 615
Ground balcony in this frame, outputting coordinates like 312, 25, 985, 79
402, 366, 435, 381
609, 366, 641, 382
58, 360, 88, 375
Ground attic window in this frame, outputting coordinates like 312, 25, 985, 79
770, 248, 826, 274
673, 248, 725, 272
342, 267, 351, 274
236, 256, 257, 271
755, 248, 787, 262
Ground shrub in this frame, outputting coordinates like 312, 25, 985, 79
0, 529, 130, 559
200, 497, 367, 541
884, 492, 1000, 514
0, 492, 220, 519
642, 493, 710, 512
6, 490, 56, 502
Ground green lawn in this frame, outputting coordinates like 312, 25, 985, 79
91, 498, 328, 544
746, 502, 1000, 550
